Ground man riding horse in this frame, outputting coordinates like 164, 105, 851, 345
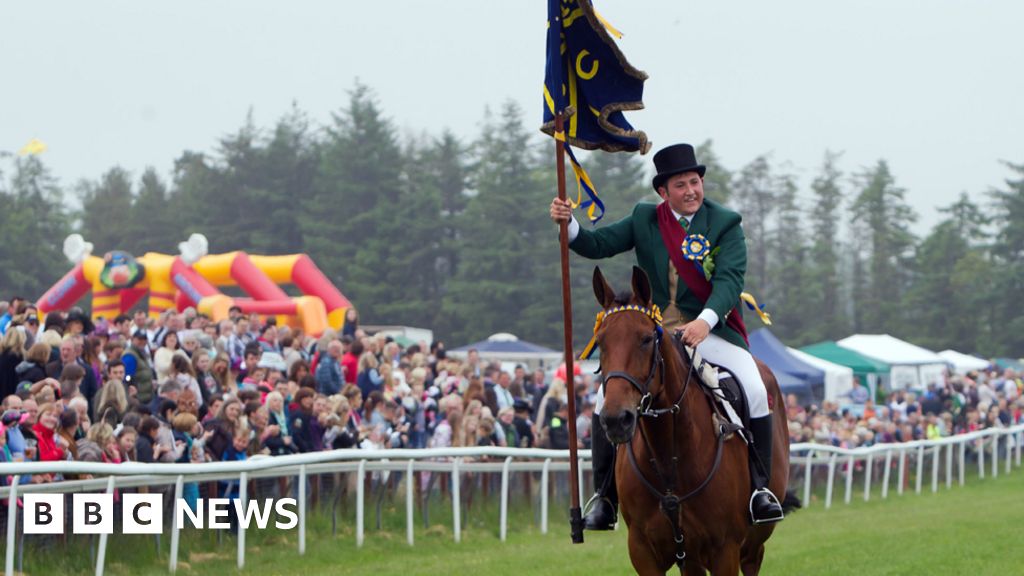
549, 143, 785, 527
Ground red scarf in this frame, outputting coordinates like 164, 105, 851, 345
655, 202, 749, 345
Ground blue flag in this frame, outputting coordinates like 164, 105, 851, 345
542, 0, 649, 223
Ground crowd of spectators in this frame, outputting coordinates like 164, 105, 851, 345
0, 297, 600, 488
3, 293, 1020, 488
787, 370, 1024, 448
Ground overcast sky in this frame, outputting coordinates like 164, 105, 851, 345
3, 1, 1022, 233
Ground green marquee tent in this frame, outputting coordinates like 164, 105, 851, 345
800, 341, 890, 376
800, 341, 890, 401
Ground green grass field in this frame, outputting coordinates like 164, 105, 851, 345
13, 469, 1024, 575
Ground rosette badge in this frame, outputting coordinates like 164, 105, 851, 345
681, 234, 711, 261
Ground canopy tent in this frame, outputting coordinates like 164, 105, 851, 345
938, 350, 991, 375
800, 341, 889, 374
800, 340, 890, 401
448, 333, 563, 369
994, 358, 1024, 372
749, 329, 826, 404
772, 369, 817, 407
788, 347, 854, 403
837, 334, 949, 390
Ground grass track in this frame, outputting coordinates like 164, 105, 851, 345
13, 469, 1024, 575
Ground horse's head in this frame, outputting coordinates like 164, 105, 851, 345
592, 266, 663, 444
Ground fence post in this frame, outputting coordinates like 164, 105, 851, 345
406, 460, 415, 546
803, 450, 813, 508
931, 445, 940, 493
356, 460, 366, 548
500, 456, 513, 542
844, 454, 855, 505
1017, 430, 1022, 467
945, 443, 953, 489
1005, 432, 1012, 474
169, 475, 184, 573
863, 452, 873, 502
237, 471, 247, 570
5, 474, 20, 576
298, 464, 306, 555
95, 476, 116, 576
577, 456, 585, 511
824, 452, 837, 510
991, 435, 998, 478
959, 440, 966, 486
452, 457, 461, 544
897, 447, 906, 496
914, 445, 924, 494
881, 449, 892, 500
540, 458, 551, 534
978, 436, 985, 479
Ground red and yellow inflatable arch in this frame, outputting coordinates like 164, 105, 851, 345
36, 234, 350, 337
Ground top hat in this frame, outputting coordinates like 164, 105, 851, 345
651, 143, 706, 191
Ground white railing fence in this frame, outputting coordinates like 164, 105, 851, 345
1, 424, 1021, 576
0, 447, 592, 576
790, 424, 1024, 509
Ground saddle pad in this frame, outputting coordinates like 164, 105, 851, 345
684, 345, 746, 431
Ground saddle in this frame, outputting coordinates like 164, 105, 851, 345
670, 337, 750, 442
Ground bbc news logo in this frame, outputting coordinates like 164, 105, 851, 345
23, 494, 298, 534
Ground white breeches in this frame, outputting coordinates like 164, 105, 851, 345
696, 333, 769, 418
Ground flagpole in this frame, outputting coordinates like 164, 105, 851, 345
554, 113, 585, 544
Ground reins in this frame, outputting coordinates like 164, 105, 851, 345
588, 304, 735, 569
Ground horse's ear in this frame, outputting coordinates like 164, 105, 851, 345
593, 267, 616, 309
631, 266, 653, 306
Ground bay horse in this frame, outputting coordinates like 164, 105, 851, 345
592, 266, 790, 575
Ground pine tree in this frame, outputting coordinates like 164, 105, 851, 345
764, 170, 813, 341
985, 162, 1024, 354
442, 102, 557, 345
79, 167, 135, 253
128, 168, 177, 255
170, 151, 222, 241
249, 105, 318, 255
695, 139, 733, 205
567, 149, 651, 348
849, 160, 917, 335
0, 157, 71, 298
303, 83, 404, 323
803, 152, 848, 342
903, 193, 990, 351
732, 156, 775, 296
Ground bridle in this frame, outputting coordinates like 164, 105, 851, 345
581, 303, 692, 418
584, 303, 732, 569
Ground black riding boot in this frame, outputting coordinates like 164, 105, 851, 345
583, 414, 618, 530
748, 415, 785, 524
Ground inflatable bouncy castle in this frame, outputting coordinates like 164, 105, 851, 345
36, 234, 351, 337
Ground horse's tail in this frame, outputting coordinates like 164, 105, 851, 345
782, 490, 802, 514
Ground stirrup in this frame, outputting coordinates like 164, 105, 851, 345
749, 488, 785, 525
583, 496, 618, 531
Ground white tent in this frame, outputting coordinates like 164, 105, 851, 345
788, 347, 854, 403
938, 350, 990, 375
837, 334, 949, 390
448, 333, 563, 369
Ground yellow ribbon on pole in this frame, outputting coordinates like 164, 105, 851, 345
740, 292, 772, 326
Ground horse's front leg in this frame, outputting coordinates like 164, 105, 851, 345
627, 526, 668, 576
708, 542, 741, 576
